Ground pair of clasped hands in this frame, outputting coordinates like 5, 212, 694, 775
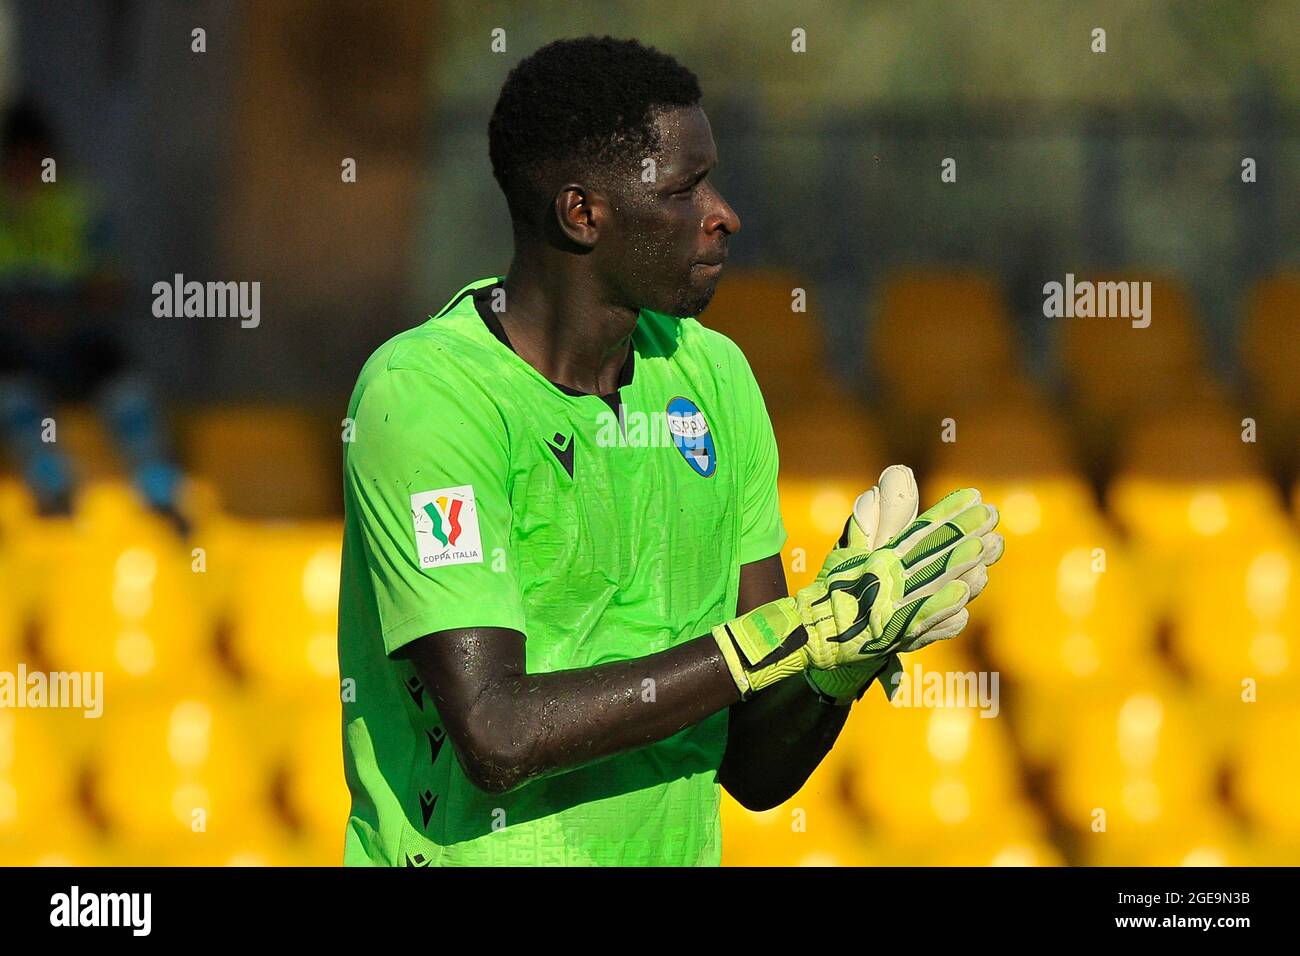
712, 465, 1005, 705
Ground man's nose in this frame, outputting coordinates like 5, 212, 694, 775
705, 189, 740, 236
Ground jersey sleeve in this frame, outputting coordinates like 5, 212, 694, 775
729, 343, 788, 566
344, 364, 525, 655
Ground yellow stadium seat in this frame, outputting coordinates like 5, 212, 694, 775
123, 819, 315, 866
0, 551, 22, 667
842, 681, 1027, 840
87, 686, 325, 868
720, 756, 876, 866
1080, 808, 1251, 866
1109, 401, 1288, 615
169, 688, 328, 860
5, 515, 80, 627
87, 692, 276, 847
927, 399, 1077, 480
1225, 837, 1300, 867
1113, 473, 1284, 551
227, 833, 341, 866
721, 700, 923, 866
700, 268, 854, 412
1175, 688, 1251, 775
871, 268, 1020, 405
0, 476, 37, 538
39, 551, 211, 691
281, 698, 348, 848
1242, 273, 1300, 477
770, 404, 886, 482
1241, 272, 1300, 418
6, 482, 214, 691
1171, 541, 1300, 692
929, 472, 1104, 546
1051, 682, 1217, 845
946, 834, 1064, 866
1114, 398, 1270, 490
868, 828, 1063, 866
778, 478, 863, 593
1232, 700, 1300, 840
185, 513, 251, 638
292, 827, 344, 867
183, 405, 339, 518
924, 406, 1154, 686
0, 710, 83, 843
0, 833, 109, 867
76, 478, 172, 533
1060, 273, 1207, 421
869, 269, 1038, 461
922, 462, 1160, 688
12, 478, 176, 550
985, 534, 1156, 687
1010, 661, 1158, 772
225, 522, 343, 694
809, 646, 984, 788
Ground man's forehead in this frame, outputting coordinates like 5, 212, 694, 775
652, 106, 716, 165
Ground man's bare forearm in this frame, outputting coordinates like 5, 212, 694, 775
405, 558, 844, 798
421, 631, 741, 794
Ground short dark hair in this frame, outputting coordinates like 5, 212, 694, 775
488, 36, 701, 231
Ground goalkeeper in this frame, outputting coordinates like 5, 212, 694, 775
338, 37, 1004, 867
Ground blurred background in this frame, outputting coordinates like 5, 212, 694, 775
0, 0, 1297, 865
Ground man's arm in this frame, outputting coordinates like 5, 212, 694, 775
400, 624, 742, 795
400, 553, 852, 802
716, 553, 852, 810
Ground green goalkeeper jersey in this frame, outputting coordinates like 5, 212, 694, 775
337, 275, 786, 866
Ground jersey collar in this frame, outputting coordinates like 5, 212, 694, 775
471, 280, 635, 400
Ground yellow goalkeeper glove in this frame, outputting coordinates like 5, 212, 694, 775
807, 465, 1005, 705
711, 472, 999, 700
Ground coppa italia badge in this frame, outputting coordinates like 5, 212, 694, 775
411, 485, 483, 567
666, 396, 716, 477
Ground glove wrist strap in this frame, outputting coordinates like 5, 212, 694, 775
711, 597, 807, 699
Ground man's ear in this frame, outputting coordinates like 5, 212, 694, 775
552, 184, 605, 249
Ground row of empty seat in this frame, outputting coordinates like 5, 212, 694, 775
0, 468, 1297, 865
0, 691, 344, 866
722, 681, 1300, 866
17, 268, 1300, 522
708, 267, 1300, 479
3, 466, 1299, 696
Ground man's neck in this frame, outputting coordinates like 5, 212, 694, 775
497, 256, 639, 396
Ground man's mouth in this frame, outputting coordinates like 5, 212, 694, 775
693, 253, 726, 276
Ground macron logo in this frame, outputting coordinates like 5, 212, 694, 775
50, 886, 152, 937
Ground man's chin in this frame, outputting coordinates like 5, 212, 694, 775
659, 282, 720, 319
